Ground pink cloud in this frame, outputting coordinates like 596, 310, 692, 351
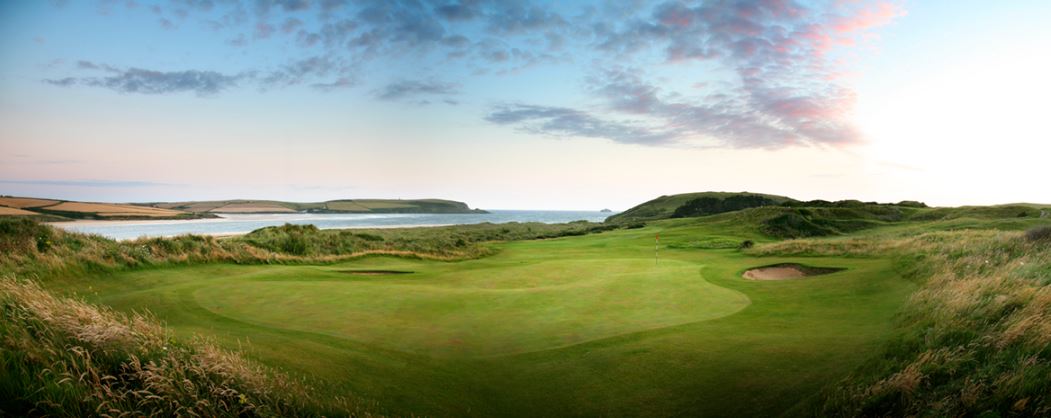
834, 2, 906, 33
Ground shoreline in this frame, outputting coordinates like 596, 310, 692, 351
49, 220, 458, 241
41, 210, 614, 241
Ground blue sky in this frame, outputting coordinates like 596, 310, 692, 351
1, 1, 1049, 209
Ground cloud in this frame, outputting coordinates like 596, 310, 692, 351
46, 57, 353, 95
261, 55, 353, 89
376, 80, 458, 101
311, 77, 355, 91
568, 1, 904, 148
493, 65, 863, 149
486, 104, 677, 145
43, 77, 78, 87
434, 2, 478, 21
49, 65, 244, 96
47, 0, 901, 148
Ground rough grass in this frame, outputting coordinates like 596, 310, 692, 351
0, 278, 364, 417
0, 217, 623, 416
752, 228, 1051, 416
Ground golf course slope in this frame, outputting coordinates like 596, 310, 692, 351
2, 195, 1051, 417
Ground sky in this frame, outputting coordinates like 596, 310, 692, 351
0, 0, 1049, 210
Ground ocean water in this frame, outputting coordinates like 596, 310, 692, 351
50, 210, 616, 241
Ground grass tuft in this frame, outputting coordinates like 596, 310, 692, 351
0, 277, 364, 417
1025, 225, 1051, 243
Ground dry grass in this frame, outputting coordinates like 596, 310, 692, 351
0, 197, 60, 208
45, 202, 185, 217
0, 206, 38, 216
756, 229, 1051, 416
0, 277, 366, 417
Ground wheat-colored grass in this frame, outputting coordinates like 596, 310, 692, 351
0, 206, 38, 216
44, 202, 185, 217
0, 196, 60, 208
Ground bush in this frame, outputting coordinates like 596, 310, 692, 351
0, 218, 54, 253
671, 195, 778, 218
1025, 225, 1051, 242
896, 200, 928, 208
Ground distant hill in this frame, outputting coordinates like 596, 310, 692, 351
0, 196, 486, 221
148, 198, 487, 214
0, 196, 211, 221
606, 192, 795, 223
607, 191, 1051, 239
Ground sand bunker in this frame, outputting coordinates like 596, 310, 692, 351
339, 270, 415, 275
742, 263, 844, 281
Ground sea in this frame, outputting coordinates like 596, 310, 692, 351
49, 210, 616, 241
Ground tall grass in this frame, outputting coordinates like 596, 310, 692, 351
0, 278, 365, 417
0, 218, 618, 280
0, 218, 618, 416
753, 228, 1051, 416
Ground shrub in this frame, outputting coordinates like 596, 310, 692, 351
896, 200, 928, 208
354, 233, 384, 242
0, 218, 54, 253
671, 195, 778, 218
1025, 225, 1051, 242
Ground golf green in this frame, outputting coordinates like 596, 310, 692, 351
56, 226, 915, 417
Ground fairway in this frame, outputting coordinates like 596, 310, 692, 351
52, 224, 916, 417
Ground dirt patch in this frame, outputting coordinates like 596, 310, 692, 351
742, 263, 844, 281
338, 270, 415, 275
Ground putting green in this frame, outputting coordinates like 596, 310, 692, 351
193, 258, 749, 357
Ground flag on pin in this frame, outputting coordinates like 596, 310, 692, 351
655, 233, 659, 265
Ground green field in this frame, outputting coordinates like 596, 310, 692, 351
8, 194, 1051, 416
48, 222, 915, 416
